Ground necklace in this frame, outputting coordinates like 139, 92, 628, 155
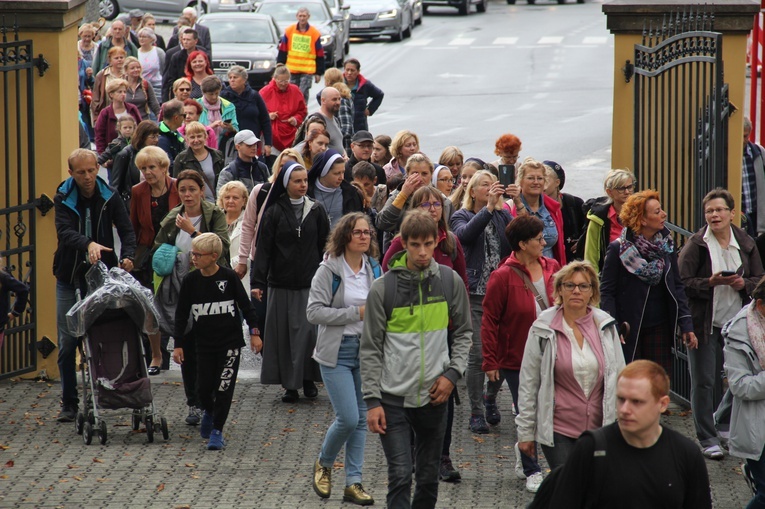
150, 183, 167, 198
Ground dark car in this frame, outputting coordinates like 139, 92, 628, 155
198, 13, 281, 90
256, 0, 350, 68
423, 0, 485, 15
348, 0, 413, 42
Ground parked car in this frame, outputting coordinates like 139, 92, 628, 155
99, 0, 255, 22
198, 13, 280, 89
255, 0, 350, 68
324, 0, 352, 55
348, 0, 413, 42
423, 0, 485, 15
410, 0, 423, 25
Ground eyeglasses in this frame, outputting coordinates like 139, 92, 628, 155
436, 178, 452, 184
190, 251, 212, 258
275, 79, 289, 85
419, 201, 443, 210
561, 282, 593, 292
177, 87, 191, 92
526, 235, 544, 243
147, 133, 160, 139
351, 229, 372, 238
612, 183, 637, 193
704, 207, 731, 216
524, 176, 546, 182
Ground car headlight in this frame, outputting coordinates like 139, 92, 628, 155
252, 60, 273, 70
378, 9, 397, 19
321, 35, 334, 46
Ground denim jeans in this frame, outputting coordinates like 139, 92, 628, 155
56, 281, 79, 407
319, 335, 367, 486
540, 433, 579, 471
467, 294, 501, 416
747, 444, 765, 509
688, 327, 724, 447
499, 369, 542, 476
379, 402, 447, 509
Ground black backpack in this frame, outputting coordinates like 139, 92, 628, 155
526, 427, 608, 509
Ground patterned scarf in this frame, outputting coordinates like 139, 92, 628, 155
203, 97, 223, 137
746, 303, 765, 370
476, 220, 500, 295
618, 229, 674, 286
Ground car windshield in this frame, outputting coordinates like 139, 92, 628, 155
205, 19, 276, 44
258, 3, 329, 23
348, 0, 393, 6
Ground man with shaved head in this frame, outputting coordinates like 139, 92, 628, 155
317, 87, 345, 155
92, 19, 137, 71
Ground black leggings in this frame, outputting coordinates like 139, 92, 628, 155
197, 347, 241, 431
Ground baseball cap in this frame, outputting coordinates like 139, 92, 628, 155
234, 130, 259, 146
351, 130, 374, 143
129, 9, 144, 19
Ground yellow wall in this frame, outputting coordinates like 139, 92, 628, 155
611, 34, 642, 171
17, 26, 81, 379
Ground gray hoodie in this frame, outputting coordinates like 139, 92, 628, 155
307, 253, 381, 368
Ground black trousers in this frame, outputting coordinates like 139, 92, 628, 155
196, 347, 241, 431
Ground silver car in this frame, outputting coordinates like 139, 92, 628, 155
348, 0, 413, 42
99, 0, 255, 22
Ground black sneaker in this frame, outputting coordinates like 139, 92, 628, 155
469, 414, 489, 434
303, 380, 318, 399
484, 395, 501, 425
57, 405, 77, 423
439, 455, 462, 482
185, 406, 201, 425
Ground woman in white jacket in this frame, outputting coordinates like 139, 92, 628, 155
723, 278, 765, 508
517, 261, 626, 470
306, 212, 381, 506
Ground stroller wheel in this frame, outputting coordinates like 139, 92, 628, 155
99, 420, 108, 445
131, 411, 141, 431
160, 417, 169, 440
83, 422, 93, 445
146, 416, 154, 443
75, 412, 85, 435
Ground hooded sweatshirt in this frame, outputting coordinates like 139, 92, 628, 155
360, 251, 472, 409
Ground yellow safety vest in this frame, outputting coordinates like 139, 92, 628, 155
285, 24, 321, 75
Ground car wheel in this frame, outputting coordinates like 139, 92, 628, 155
507, 0, 516, 4
423, 4, 428, 13
344, 40, 350, 56
527, 0, 535, 4
403, 22, 412, 39
476, 0, 486, 12
99, 0, 119, 20
557, 0, 565, 3
391, 24, 404, 42
458, 0, 469, 15
415, 12, 422, 25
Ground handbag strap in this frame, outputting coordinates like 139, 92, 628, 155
509, 265, 548, 311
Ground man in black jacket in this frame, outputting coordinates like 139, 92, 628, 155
54, 149, 136, 423
344, 130, 386, 185
162, 29, 211, 102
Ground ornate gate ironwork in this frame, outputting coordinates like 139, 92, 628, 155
0, 22, 47, 379
628, 8, 731, 405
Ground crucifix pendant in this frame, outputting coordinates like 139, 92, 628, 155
296, 225, 302, 238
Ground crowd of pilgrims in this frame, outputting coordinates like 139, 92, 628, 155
70, 11, 762, 504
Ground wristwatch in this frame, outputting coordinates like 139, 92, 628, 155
190, 230, 199, 238
250, 328, 261, 336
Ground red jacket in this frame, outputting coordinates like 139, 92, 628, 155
130, 177, 180, 247
260, 79, 307, 151
94, 103, 142, 154
481, 253, 560, 372
381, 228, 469, 289
506, 194, 566, 266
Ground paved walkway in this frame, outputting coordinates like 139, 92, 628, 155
0, 371, 751, 508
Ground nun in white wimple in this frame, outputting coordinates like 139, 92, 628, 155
251, 160, 331, 403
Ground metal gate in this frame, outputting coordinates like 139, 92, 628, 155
0, 22, 47, 379
627, 8, 731, 404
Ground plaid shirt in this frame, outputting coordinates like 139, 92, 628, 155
338, 97, 354, 138
742, 142, 757, 216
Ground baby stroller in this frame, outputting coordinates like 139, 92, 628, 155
66, 262, 167, 445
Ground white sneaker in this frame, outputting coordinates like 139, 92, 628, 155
526, 472, 544, 493
513, 443, 526, 479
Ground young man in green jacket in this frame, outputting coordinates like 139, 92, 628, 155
360, 210, 471, 509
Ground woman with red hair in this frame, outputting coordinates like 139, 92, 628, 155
185, 50, 213, 99
600, 190, 698, 377
490, 133, 522, 172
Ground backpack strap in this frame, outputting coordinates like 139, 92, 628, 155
509, 265, 548, 311
587, 427, 609, 507
383, 270, 397, 321
439, 264, 454, 313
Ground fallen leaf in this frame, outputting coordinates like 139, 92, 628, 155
157, 483, 165, 492
4, 461, 13, 468
472, 436, 485, 444
92, 458, 104, 463
263, 442, 272, 447
178, 435, 191, 440
184, 463, 196, 468
282, 428, 296, 433
73, 476, 83, 482
287, 409, 295, 414
96, 478, 109, 482
190, 475, 200, 479
66, 465, 79, 469
0, 445, 8, 450
174, 505, 191, 509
